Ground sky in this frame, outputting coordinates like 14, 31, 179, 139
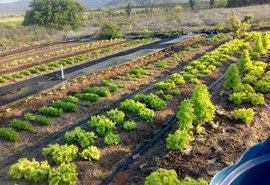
0, 0, 18, 3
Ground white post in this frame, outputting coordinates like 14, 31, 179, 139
61, 64, 64, 79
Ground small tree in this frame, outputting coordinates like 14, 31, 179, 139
23, 0, 85, 30
210, 0, 215, 8
228, 13, 251, 38
224, 64, 241, 90
125, 3, 133, 17
148, 0, 156, 16
192, 85, 216, 126
97, 22, 124, 40
189, 0, 196, 10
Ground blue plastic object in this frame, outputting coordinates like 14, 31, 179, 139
210, 140, 270, 185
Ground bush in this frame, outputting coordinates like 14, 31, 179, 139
65, 127, 97, 148
123, 121, 137, 131
80, 146, 101, 161
49, 163, 78, 185
166, 129, 194, 151
103, 132, 121, 145
98, 22, 124, 40
23, 0, 85, 30
0, 128, 19, 141
234, 108, 255, 124
144, 168, 180, 185
106, 109, 125, 125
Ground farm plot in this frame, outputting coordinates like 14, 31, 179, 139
0, 34, 246, 185
0, 38, 156, 86
122, 31, 270, 185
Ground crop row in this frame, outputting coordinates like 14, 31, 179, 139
143, 31, 270, 185
4, 35, 245, 184
1, 38, 124, 69
0, 38, 156, 84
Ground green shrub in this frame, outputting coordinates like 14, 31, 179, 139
144, 168, 180, 185
39, 106, 63, 117
166, 129, 194, 151
103, 132, 121, 145
23, 0, 85, 30
123, 121, 137, 131
106, 109, 125, 125
42, 144, 78, 164
49, 163, 78, 185
0, 77, 6, 83
0, 128, 19, 141
65, 127, 97, 148
234, 108, 255, 124
87, 115, 115, 136
80, 146, 101, 161
10, 119, 35, 132
98, 22, 124, 39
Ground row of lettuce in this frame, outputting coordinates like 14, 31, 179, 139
4, 35, 245, 184
144, 31, 270, 185
1, 38, 125, 69
0, 38, 155, 84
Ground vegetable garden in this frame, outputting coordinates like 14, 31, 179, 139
0, 31, 269, 185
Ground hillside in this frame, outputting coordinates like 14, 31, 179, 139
108, 0, 198, 6
0, 0, 114, 15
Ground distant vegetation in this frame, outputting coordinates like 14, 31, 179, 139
23, 0, 85, 30
98, 22, 124, 39
227, 0, 270, 7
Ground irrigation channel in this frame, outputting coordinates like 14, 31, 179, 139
0, 43, 229, 184
0, 34, 201, 107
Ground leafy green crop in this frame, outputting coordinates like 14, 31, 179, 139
144, 168, 180, 185
0, 128, 19, 141
134, 93, 166, 111
8, 158, 51, 183
224, 64, 241, 90
87, 115, 116, 136
52, 100, 77, 112
80, 146, 101, 161
177, 99, 195, 131
106, 109, 125, 125
166, 129, 194, 151
39, 106, 63, 117
234, 108, 255, 124
49, 163, 78, 185
65, 127, 97, 148
42, 144, 78, 164
104, 132, 121, 145
123, 121, 137, 131
10, 119, 35, 132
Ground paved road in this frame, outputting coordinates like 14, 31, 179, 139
0, 34, 200, 106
